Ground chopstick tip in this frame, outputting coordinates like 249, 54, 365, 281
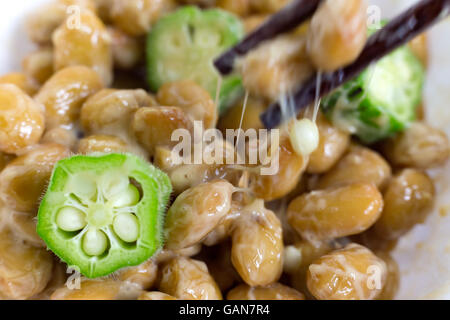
214, 50, 235, 76
260, 103, 282, 130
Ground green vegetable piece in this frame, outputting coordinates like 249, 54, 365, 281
146, 6, 245, 113
37, 153, 172, 278
321, 28, 425, 144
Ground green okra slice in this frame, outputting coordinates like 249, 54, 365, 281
146, 6, 245, 113
37, 153, 172, 278
321, 24, 425, 144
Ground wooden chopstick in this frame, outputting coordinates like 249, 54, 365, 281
213, 0, 323, 75
260, 0, 450, 129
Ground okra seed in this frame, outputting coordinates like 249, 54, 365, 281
113, 213, 140, 243
56, 207, 87, 232
100, 173, 129, 201
69, 172, 97, 201
82, 229, 108, 256
289, 118, 320, 157
194, 29, 220, 47
109, 184, 140, 208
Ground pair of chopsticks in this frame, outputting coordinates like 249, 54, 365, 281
214, 0, 450, 129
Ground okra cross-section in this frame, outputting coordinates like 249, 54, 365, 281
146, 6, 245, 113
321, 23, 425, 144
37, 153, 172, 278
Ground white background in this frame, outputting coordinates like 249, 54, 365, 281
0, 0, 449, 299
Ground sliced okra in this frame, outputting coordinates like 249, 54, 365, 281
146, 6, 245, 113
37, 153, 172, 278
321, 23, 425, 144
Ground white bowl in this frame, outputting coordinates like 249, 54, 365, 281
1, 0, 449, 299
